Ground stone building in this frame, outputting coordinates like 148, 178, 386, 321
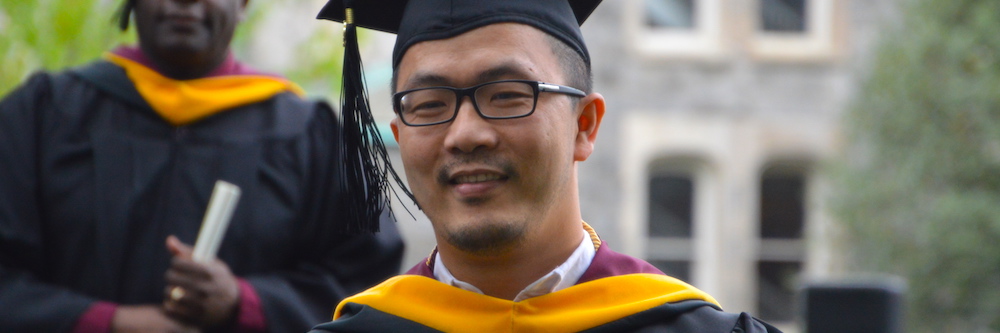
574, 0, 898, 330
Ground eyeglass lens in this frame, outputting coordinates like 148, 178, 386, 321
398, 81, 536, 125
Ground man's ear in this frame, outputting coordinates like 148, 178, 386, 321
573, 93, 605, 162
390, 117, 401, 143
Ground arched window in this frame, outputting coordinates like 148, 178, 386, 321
648, 173, 694, 282
646, 158, 705, 283
756, 163, 808, 322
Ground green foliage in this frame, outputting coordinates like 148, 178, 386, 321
279, 21, 346, 99
230, 0, 346, 99
832, 0, 1000, 331
0, 0, 134, 95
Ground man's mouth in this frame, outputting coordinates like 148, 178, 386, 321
164, 12, 201, 23
452, 173, 505, 184
163, 12, 205, 32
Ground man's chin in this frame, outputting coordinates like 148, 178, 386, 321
159, 43, 208, 59
152, 34, 212, 57
445, 221, 526, 256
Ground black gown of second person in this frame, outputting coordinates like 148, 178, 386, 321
0, 58, 404, 332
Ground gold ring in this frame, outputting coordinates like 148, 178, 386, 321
169, 286, 186, 302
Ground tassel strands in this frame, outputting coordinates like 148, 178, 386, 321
339, 2, 416, 233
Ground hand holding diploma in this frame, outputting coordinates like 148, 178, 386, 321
192, 181, 241, 264
163, 181, 243, 329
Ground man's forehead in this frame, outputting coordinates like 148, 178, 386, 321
400, 61, 540, 89
397, 32, 558, 89
398, 25, 552, 71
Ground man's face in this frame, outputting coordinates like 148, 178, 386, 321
133, 0, 245, 69
391, 24, 599, 255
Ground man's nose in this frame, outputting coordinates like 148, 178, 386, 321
443, 97, 499, 154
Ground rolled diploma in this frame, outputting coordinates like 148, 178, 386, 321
192, 180, 242, 264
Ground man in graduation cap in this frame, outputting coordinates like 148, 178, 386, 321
0, 0, 405, 332
310, 0, 782, 332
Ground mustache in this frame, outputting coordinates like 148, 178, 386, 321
437, 154, 517, 184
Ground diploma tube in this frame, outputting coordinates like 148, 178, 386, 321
192, 180, 242, 264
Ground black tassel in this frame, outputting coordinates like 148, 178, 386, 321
340, 4, 416, 233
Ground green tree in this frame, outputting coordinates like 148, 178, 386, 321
832, 0, 1000, 331
0, 0, 132, 94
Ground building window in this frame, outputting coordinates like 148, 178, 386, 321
756, 165, 807, 323
645, 0, 697, 29
647, 173, 695, 282
649, 175, 694, 238
757, 261, 802, 321
760, 173, 805, 239
760, 0, 807, 32
751, 0, 838, 60
626, 0, 725, 59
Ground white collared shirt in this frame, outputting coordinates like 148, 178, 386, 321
432, 229, 596, 302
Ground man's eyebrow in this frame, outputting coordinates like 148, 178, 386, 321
403, 73, 451, 90
475, 63, 534, 83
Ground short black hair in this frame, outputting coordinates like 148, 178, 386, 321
545, 33, 592, 94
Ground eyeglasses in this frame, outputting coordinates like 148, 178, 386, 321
392, 80, 587, 126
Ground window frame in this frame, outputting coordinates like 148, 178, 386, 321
750, 0, 841, 61
754, 163, 810, 325
625, 0, 728, 60
646, 168, 700, 283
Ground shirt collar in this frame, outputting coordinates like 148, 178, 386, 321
433, 228, 597, 302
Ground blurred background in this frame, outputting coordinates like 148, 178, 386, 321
3, 0, 999, 332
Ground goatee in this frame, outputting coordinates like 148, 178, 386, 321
446, 222, 526, 256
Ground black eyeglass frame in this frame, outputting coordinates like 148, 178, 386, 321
392, 79, 587, 127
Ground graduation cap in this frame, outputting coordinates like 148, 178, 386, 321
317, 0, 602, 68
317, 0, 602, 232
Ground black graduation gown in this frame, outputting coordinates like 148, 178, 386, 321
310, 242, 781, 333
0, 61, 404, 332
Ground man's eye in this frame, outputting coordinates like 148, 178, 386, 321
409, 100, 449, 112
490, 91, 533, 101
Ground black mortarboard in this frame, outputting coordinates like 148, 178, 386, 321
316, 0, 602, 233
317, 0, 602, 68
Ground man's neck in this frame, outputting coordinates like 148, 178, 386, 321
112, 45, 267, 80
435, 220, 585, 300
147, 52, 228, 80
116, 45, 230, 80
